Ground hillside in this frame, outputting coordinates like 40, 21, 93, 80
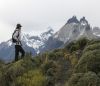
0, 38, 100, 86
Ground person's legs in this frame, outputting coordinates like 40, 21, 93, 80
15, 45, 19, 61
19, 45, 25, 59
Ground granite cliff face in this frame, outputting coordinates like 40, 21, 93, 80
54, 16, 99, 43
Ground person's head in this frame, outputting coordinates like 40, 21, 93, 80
16, 24, 22, 29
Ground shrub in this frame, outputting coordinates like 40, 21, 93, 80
66, 38, 88, 52
83, 43, 100, 53
16, 69, 47, 86
67, 72, 100, 86
74, 50, 100, 73
76, 38, 88, 50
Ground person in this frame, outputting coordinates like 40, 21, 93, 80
12, 24, 25, 61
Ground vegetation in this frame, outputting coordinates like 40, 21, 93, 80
0, 38, 100, 86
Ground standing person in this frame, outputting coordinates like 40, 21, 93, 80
12, 24, 25, 61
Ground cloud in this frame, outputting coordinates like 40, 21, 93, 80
0, 0, 100, 42
0, 21, 13, 42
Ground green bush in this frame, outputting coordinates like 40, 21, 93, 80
83, 43, 100, 53
76, 38, 88, 50
0, 57, 36, 86
88, 39, 100, 45
74, 50, 100, 73
0, 38, 100, 86
16, 69, 47, 86
66, 38, 88, 52
67, 72, 100, 86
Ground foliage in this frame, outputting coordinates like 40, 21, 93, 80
74, 42, 100, 73
66, 72, 100, 86
0, 38, 100, 86
66, 37, 88, 52
16, 69, 47, 86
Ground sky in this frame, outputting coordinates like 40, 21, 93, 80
0, 0, 100, 42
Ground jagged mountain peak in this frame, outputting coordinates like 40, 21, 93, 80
80, 16, 87, 21
41, 27, 54, 36
67, 16, 80, 24
66, 16, 89, 26
80, 16, 88, 25
40, 27, 54, 41
54, 16, 97, 43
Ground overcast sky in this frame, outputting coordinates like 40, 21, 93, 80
0, 0, 100, 42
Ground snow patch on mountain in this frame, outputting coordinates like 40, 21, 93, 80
1, 28, 54, 54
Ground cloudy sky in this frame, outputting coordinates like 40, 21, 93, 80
0, 0, 100, 42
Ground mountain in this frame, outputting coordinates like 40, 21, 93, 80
0, 28, 57, 62
54, 16, 99, 43
93, 27, 100, 36
0, 16, 100, 62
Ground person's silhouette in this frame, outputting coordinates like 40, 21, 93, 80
12, 24, 25, 61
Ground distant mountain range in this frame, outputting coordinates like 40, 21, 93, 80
0, 16, 100, 62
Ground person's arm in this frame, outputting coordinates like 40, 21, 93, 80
13, 30, 19, 41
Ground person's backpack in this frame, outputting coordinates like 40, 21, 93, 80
12, 30, 19, 43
